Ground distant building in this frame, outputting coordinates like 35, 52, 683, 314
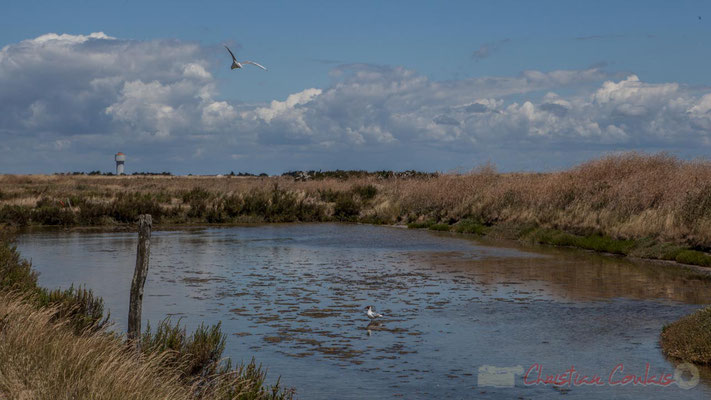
115, 152, 126, 175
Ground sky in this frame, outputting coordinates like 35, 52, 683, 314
1, 0, 711, 174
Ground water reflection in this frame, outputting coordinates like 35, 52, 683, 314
415, 237, 711, 304
15, 224, 711, 400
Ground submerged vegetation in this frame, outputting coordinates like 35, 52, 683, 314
0, 235, 293, 399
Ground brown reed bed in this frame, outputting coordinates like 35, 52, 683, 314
2, 152, 711, 257
0, 294, 193, 400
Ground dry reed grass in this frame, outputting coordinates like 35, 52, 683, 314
392, 153, 711, 246
0, 294, 193, 400
2, 152, 710, 247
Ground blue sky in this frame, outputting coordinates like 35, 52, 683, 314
1, 1, 711, 174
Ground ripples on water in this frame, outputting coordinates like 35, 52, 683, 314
16, 224, 711, 399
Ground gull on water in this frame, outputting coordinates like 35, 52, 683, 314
365, 305, 383, 319
224, 45, 267, 71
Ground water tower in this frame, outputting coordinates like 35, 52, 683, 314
115, 152, 126, 175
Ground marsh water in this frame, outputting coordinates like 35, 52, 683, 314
15, 224, 711, 399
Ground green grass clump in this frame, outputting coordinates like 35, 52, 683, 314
661, 306, 711, 364
0, 236, 37, 292
142, 319, 294, 398
407, 220, 435, 229
428, 223, 451, 231
141, 319, 227, 381
574, 234, 636, 255
0, 235, 107, 332
674, 250, 711, 267
453, 219, 487, 235
38, 285, 109, 333
528, 228, 635, 255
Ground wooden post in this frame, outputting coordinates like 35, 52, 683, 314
128, 214, 152, 346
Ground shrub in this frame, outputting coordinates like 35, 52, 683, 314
187, 198, 208, 219
205, 205, 229, 223
141, 319, 226, 381
333, 193, 360, 221
265, 189, 299, 222
0, 236, 38, 292
318, 189, 340, 203
242, 190, 269, 216
32, 206, 77, 226
296, 201, 327, 222
78, 201, 111, 225
0, 236, 107, 333
37, 285, 109, 333
111, 193, 163, 223
222, 195, 244, 217
0, 205, 31, 226
351, 184, 377, 201
182, 187, 212, 204
141, 319, 294, 399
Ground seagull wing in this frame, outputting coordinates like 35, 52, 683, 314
243, 60, 268, 71
224, 45, 237, 62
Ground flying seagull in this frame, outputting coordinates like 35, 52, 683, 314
365, 305, 383, 319
224, 45, 267, 71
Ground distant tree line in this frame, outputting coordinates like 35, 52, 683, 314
228, 171, 268, 177
281, 169, 438, 181
50, 170, 436, 179
54, 171, 173, 176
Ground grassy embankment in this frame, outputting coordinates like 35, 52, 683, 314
2, 152, 711, 267
3, 152, 711, 365
0, 234, 293, 399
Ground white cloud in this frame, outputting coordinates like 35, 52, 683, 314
30, 32, 115, 44
1, 32, 711, 174
238, 68, 711, 154
253, 88, 321, 123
